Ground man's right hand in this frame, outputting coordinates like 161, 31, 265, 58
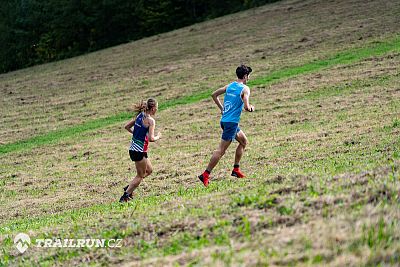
245, 105, 255, 112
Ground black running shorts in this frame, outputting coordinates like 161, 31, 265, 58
129, 150, 148, 162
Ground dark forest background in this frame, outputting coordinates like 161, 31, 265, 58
0, 0, 279, 73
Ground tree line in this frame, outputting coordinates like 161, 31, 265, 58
0, 0, 279, 73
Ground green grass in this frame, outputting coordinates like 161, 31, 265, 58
1, 0, 400, 265
1, 35, 399, 155
250, 36, 400, 87
0, 178, 248, 234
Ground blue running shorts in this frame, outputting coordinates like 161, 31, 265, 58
220, 121, 240, 141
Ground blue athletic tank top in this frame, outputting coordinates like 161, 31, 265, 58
129, 112, 149, 152
221, 82, 245, 123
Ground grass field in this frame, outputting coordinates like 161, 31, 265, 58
0, 0, 399, 265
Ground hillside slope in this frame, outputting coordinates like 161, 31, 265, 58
1, 0, 399, 144
0, 0, 399, 265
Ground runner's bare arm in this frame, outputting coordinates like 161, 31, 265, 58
212, 85, 227, 113
124, 118, 135, 134
148, 118, 161, 142
242, 86, 255, 112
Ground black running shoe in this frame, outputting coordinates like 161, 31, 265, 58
119, 192, 132, 203
123, 185, 133, 198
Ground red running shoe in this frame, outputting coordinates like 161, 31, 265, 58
198, 172, 209, 187
231, 168, 246, 178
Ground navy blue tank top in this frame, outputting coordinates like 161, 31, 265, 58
129, 112, 149, 152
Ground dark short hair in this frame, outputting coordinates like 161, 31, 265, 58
236, 64, 252, 79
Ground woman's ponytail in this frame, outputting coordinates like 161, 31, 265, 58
133, 98, 157, 115
133, 100, 147, 114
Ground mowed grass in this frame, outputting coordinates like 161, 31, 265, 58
1, 51, 399, 266
1, 0, 400, 265
1, 0, 399, 144
1, 34, 400, 155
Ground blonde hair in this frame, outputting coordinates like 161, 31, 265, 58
133, 98, 157, 114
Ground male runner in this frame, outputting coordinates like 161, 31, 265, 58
198, 64, 254, 186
